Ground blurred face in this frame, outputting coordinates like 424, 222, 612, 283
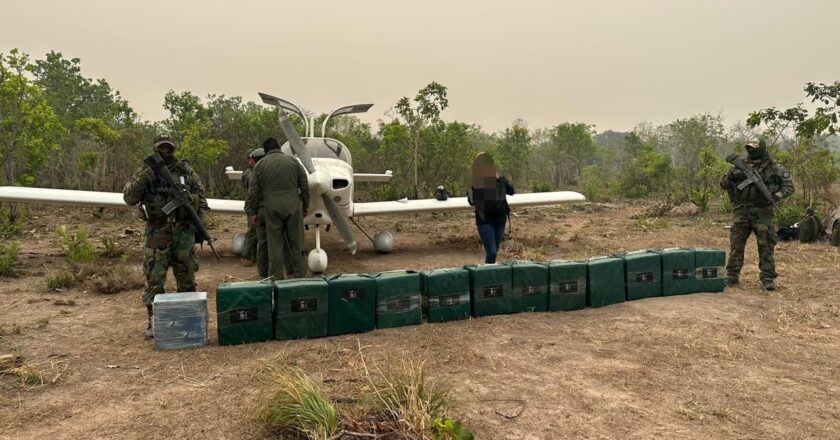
155, 143, 175, 162
247, 157, 256, 168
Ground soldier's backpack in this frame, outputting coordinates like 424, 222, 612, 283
798, 214, 822, 243
777, 225, 798, 241
830, 220, 840, 246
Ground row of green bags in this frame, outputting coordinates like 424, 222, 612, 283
215, 248, 725, 346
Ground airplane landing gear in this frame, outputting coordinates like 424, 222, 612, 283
308, 225, 329, 273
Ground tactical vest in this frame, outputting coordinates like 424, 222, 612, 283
732, 159, 783, 206
142, 162, 200, 224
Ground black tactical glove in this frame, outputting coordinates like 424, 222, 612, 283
728, 168, 746, 182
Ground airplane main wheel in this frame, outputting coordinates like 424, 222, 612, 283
308, 249, 328, 273
373, 232, 394, 253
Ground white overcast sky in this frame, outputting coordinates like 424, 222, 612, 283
2, 0, 838, 133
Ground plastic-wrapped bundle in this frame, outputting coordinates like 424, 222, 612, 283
153, 292, 208, 350
420, 268, 471, 323
504, 260, 549, 313
216, 280, 274, 345
465, 264, 513, 317
655, 248, 696, 296
621, 250, 662, 300
327, 274, 377, 336
587, 256, 625, 308
547, 260, 587, 311
375, 270, 422, 329
693, 248, 726, 293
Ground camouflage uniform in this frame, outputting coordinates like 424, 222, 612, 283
241, 166, 258, 262
123, 158, 207, 305
720, 142, 794, 288
245, 146, 309, 279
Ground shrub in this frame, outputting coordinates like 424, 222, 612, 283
0, 242, 19, 277
45, 268, 75, 290
530, 180, 552, 193
58, 225, 95, 265
100, 236, 122, 258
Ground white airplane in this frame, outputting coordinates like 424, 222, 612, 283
0, 93, 586, 273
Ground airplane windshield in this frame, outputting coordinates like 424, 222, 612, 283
282, 138, 352, 165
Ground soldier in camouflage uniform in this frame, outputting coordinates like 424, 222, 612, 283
240, 149, 259, 267
123, 134, 208, 338
720, 139, 794, 291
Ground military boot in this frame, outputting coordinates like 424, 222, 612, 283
145, 304, 154, 339
761, 279, 776, 291
725, 275, 739, 287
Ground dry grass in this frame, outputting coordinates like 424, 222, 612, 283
254, 365, 340, 440
44, 268, 75, 291
359, 349, 452, 440
85, 264, 144, 294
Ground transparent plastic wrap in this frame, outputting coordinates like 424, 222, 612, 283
153, 292, 208, 350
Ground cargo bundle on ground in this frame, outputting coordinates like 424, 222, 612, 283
197, 247, 728, 350
547, 260, 587, 311
274, 278, 329, 340
327, 274, 377, 336
656, 248, 697, 295
465, 264, 513, 317
693, 248, 726, 293
586, 256, 625, 308
505, 261, 548, 312
420, 268, 472, 322
153, 292, 208, 350
216, 281, 274, 346
375, 271, 422, 329
621, 250, 662, 300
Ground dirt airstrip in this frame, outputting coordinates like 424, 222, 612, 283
1, 202, 839, 439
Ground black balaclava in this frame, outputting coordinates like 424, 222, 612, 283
747, 139, 768, 161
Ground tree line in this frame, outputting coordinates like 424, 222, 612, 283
2, 49, 838, 222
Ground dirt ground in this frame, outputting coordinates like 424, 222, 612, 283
1, 201, 839, 439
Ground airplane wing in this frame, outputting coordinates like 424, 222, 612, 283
0, 186, 245, 214
225, 168, 392, 183
352, 191, 585, 217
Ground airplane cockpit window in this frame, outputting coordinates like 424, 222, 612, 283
281, 138, 353, 165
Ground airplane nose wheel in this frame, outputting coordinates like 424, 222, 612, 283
309, 225, 329, 273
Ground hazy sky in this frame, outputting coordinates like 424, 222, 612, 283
2, 0, 838, 133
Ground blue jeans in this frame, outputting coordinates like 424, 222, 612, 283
477, 219, 506, 264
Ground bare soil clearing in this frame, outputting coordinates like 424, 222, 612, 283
1, 202, 839, 439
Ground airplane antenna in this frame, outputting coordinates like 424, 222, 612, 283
321, 104, 374, 137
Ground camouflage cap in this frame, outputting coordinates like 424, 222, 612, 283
154, 133, 176, 149
251, 148, 266, 160
745, 139, 760, 149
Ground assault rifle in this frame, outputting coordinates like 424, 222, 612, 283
144, 153, 220, 261
725, 153, 776, 206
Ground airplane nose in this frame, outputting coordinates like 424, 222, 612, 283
308, 170, 331, 196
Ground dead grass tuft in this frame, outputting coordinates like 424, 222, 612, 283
358, 346, 452, 439
85, 264, 144, 294
254, 364, 340, 440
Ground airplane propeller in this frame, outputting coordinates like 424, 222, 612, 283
259, 92, 358, 255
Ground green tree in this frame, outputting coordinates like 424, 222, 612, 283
497, 120, 531, 188
658, 114, 725, 202
32, 51, 135, 129
748, 82, 840, 207
394, 82, 449, 198
546, 122, 596, 186
0, 49, 64, 191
